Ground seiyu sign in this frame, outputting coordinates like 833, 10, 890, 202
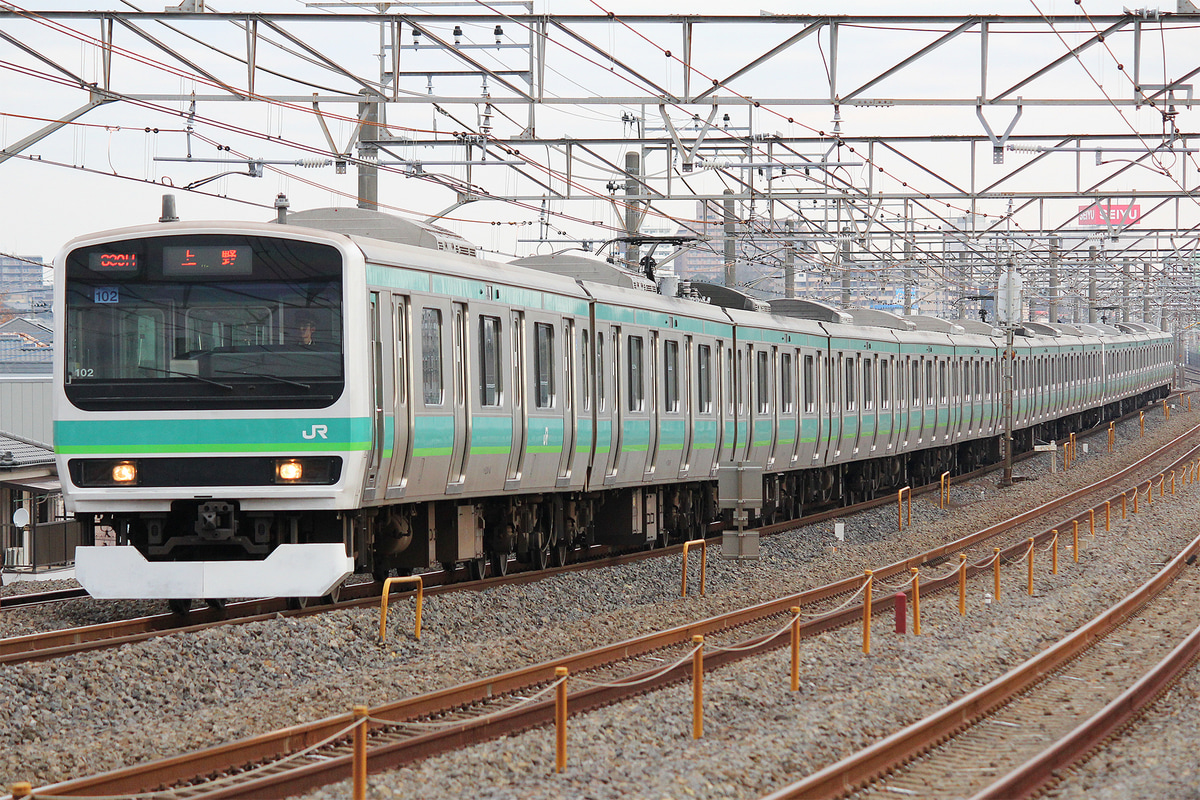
1077, 203, 1141, 226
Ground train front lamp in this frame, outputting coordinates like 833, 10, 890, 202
276, 459, 303, 483
112, 461, 137, 484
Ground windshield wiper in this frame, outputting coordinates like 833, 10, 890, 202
212, 369, 311, 389
138, 365, 233, 390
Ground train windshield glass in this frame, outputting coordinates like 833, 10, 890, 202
62, 233, 345, 411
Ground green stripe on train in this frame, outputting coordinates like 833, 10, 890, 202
54, 417, 372, 454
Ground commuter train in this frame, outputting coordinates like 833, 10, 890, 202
52, 207, 1174, 606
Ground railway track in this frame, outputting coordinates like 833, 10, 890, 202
14, 417, 1200, 800
764, 523, 1200, 799
1, 399, 1180, 665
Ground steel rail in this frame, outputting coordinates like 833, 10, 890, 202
763, 526, 1200, 800
17, 418, 1200, 800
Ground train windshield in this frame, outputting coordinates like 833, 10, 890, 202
62, 233, 345, 411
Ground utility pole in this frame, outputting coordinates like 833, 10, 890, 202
784, 218, 795, 298
1088, 245, 1098, 324
1048, 237, 1059, 323
723, 189, 736, 287
625, 150, 641, 271
357, 91, 380, 209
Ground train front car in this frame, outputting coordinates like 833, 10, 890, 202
53, 222, 368, 603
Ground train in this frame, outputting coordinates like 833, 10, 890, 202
52, 207, 1174, 607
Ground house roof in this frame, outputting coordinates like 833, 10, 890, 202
0, 430, 54, 469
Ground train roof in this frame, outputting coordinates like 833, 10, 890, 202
509, 252, 656, 291
278, 207, 480, 258
845, 308, 915, 331
767, 298, 852, 324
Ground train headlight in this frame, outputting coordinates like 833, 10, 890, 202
276, 459, 304, 483
111, 461, 137, 484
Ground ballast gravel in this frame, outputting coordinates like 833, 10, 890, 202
1, 406, 1198, 799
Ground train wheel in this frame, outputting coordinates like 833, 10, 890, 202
550, 541, 570, 568
372, 565, 392, 584
490, 550, 511, 578
441, 561, 458, 581
168, 598, 191, 614
285, 596, 310, 611
206, 598, 227, 612
467, 557, 487, 581
532, 538, 550, 571
322, 583, 342, 605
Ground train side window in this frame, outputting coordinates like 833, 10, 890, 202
803, 354, 815, 413
757, 350, 770, 414
737, 349, 746, 414
479, 315, 502, 406
535, 322, 555, 408
596, 332, 606, 411
880, 359, 890, 409
726, 348, 735, 415
864, 357, 874, 410
664, 339, 680, 412
912, 360, 921, 406
394, 302, 407, 406
925, 360, 934, 405
698, 344, 713, 413
628, 335, 645, 411
780, 352, 794, 413
844, 356, 856, 412
939, 360, 947, 403
421, 308, 443, 406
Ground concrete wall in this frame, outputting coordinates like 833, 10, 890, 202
0, 377, 53, 445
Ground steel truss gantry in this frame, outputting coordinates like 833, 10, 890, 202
2, 7, 1199, 328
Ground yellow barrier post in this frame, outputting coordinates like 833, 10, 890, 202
555, 666, 568, 773
1072, 523, 1079, 564
909, 568, 921, 635
1108, 421, 1115, 452
958, 555, 967, 616
9, 783, 31, 799
790, 607, 801, 692
939, 472, 950, 509
1027, 538, 1035, 595
897, 486, 911, 530
379, 576, 424, 642
1172, 470, 1177, 495
353, 705, 368, 800
1140, 411, 1145, 436
681, 539, 707, 597
1133, 486, 1139, 513
1051, 531, 1059, 575
1105, 500, 1111, 531
1159, 475, 1165, 498
863, 570, 874, 654
1165, 399, 1170, 420
993, 548, 1002, 602
692, 635, 704, 739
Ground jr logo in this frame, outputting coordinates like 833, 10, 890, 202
302, 424, 329, 440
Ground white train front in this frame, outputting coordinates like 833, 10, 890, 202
52, 209, 1174, 605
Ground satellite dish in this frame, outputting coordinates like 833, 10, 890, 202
11, 508, 29, 528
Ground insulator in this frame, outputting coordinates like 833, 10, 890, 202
297, 158, 328, 168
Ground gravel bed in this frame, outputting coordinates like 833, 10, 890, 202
0, 406, 1195, 797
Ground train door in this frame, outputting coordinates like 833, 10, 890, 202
800, 351, 819, 464
556, 318, 577, 487
505, 310, 527, 489
678, 335, 694, 479
408, 299, 455, 498
779, 348, 798, 466
644, 331, 660, 479
364, 292, 387, 498
603, 325, 622, 484
862, 354, 877, 455
385, 294, 412, 498
446, 302, 471, 492
717, 341, 733, 466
